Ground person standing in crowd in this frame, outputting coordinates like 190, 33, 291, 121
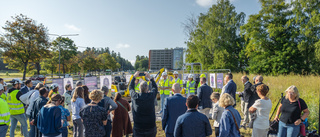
29, 87, 49, 137
112, 93, 133, 137
26, 83, 44, 119
211, 92, 224, 137
221, 73, 237, 104
36, 94, 62, 137
71, 87, 85, 137
174, 95, 212, 137
80, 90, 108, 137
197, 74, 206, 89
0, 84, 10, 137
58, 96, 71, 137
130, 71, 158, 137
98, 86, 118, 137
71, 81, 83, 96
162, 83, 187, 137
20, 80, 32, 95
0, 78, 7, 100
197, 77, 213, 118
81, 85, 91, 104
239, 76, 252, 128
185, 74, 196, 98
172, 71, 183, 91
7, 79, 29, 137
249, 84, 272, 137
48, 83, 59, 99
63, 84, 72, 113
248, 75, 264, 108
158, 72, 172, 114
274, 85, 310, 137
219, 93, 241, 137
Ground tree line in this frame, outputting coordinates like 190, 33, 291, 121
0, 14, 137, 80
185, 0, 320, 75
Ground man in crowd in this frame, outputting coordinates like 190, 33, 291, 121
130, 71, 158, 137
197, 74, 206, 88
185, 74, 196, 98
174, 95, 212, 137
0, 78, 7, 100
221, 72, 237, 105
248, 75, 265, 108
20, 80, 32, 95
98, 86, 118, 137
71, 80, 83, 96
7, 79, 29, 137
162, 83, 187, 137
197, 77, 213, 118
158, 72, 171, 114
30, 87, 49, 137
239, 76, 252, 128
63, 84, 73, 113
171, 71, 183, 92
134, 77, 140, 93
0, 84, 10, 137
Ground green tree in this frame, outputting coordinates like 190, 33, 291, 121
51, 37, 78, 75
0, 14, 51, 80
41, 58, 57, 77
134, 55, 149, 71
185, 0, 246, 71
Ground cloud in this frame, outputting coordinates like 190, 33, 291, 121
64, 24, 81, 32
195, 0, 236, 7
116, 43, 131, 49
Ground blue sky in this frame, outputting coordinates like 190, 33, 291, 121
0, 0, 261, 65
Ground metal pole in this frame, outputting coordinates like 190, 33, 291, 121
58, 43, 61, 78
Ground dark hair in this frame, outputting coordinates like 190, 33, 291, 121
47, 94, 62, 104
200, 77, 206, 83
65, 84, 71, 90
25, 80, 32, 85
114, 92, 122, 102
257, 84, 269, 96
187, 95, 199, 109
81, 85, 90, 104
101, 86, 109, 94
0, 78, 3, 82
226, 72, 233, 79
60, 96, 65, 104
39, 87, 48, 96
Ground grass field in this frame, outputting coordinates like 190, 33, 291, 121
4, 73, 320, 137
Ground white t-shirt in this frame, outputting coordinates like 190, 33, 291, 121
252, 98, 272, 129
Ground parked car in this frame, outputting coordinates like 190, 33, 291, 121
85, 73, 92, 77
29, 75, 46, 81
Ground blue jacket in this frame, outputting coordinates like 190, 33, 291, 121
224, 80, 237, 103
20, 86, 29, 95
130, 77, 158, 129
162, 94, 187, 134
174, 109, 212, 137
197, 83, 213, 109
37, 106, 62, 136
219, 106, 241, 137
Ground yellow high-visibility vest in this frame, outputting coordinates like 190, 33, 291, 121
159, 79, 171, 95
6, 89, 25, 115
186, 81, 196, 94
172, 78, 183, 88
135, 83, 140, 93
0, 93, 6, 101
0, 98, 10, 125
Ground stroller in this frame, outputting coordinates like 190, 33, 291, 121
267, 93, 319, 137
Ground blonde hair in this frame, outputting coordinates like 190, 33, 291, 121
72, 87, 84, 102
89, 90, 103, 102
285, 85, 300, 100
219, 93, 235, 108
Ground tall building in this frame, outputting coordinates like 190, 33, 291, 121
149, 47, 184, 71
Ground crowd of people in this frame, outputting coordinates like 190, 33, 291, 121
0, 70, 310, 137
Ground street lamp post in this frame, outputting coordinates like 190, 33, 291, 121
49, 34, 79, 78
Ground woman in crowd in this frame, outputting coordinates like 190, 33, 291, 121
211, 92, 224, 137
82, 85, 91, 104
274, 85, 310, 137
37, 94, 62, 137
48, 83, 59, 99
112, 93, 132, 137
219, 93, 241, 137
71, 87, 86, 137
58, 96, 71, 137
249, 84, 272, 137
80, 90, 108, 137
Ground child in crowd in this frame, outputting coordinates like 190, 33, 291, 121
211, 92, 224, 137
58, 96, 71, 137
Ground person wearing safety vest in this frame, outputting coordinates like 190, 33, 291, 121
172, 71, 183, 93
135, 77, 140, 93
48, 83, 59, 99
0, 82, 7, 101
198, 74, 206, 88
186, 74, 196, 98
158, 72, 172, 114
0, 83, 10, 137
6, 79, 29, 137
